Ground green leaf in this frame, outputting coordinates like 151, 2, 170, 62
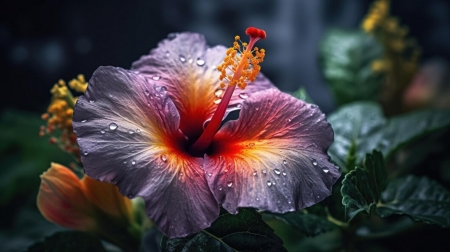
291, 87, 313, 103
341, 151, 387, 221
377, 175, 450, 227
328, 102, 450, 171
267, 211, 336, 237
27, 231, 106, 252
161, 208, 287, 252
319, 29, 383, 105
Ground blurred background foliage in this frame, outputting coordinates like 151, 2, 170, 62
1, 0, 450, 251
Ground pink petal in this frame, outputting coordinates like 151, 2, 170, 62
205, 89, 340, 214
73, 66, 218, 237
131, 32, 274, 141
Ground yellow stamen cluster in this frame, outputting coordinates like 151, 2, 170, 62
361, 0, 389, 33
216, 36, 265, 89
40, 76, 88, 159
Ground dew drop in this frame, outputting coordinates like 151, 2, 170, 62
109, 123, 118, 130
322, 167, 330, 173
207, 172, 212, 177
152, 75, 161, 81
283, 160, 287, 165
214, 89, 224, 97
227, 182, 233, 187
144, 90, 150, 96
288, 119, 292, 122
196, 58, 205, 66
267, 181, 272, 187
123, 161, 127, 164
161, 155, 168, 162
179, 55, 186, 63
262, 170, 267, 174
213, 98, 222, 104
165, 51, 170, 57
89, 100, 95, 103
131, 160, 136, 165
274, 169, 281, 175
188, 58, 193, 64
253, 171, 257, 176
236, 104, 242, 108
219, 187, 222, 191
288, 201, 292, 204
224, 169, 228, 173
312, 159, 318, 166
81, 119, 87, 123
100, 130, 105, 134
256, 197, 260, 201
238, 93, 248, 99
83, 151, 88, 156
282, 171, 287, 176
129, 130, 134, 134
136, 129, 141, 133
160, 86, 168, 93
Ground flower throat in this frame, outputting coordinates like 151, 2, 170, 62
189, 27, 266, 156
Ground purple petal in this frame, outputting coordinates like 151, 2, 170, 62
205, 89, 340, 214
131, 32, 274, 140
73, 66, 218, 237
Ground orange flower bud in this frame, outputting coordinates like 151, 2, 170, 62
37, 163, 97, 231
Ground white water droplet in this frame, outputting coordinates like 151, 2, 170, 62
253, 171, 257, 176
160, 86, 167, 94
161, 155, 167, 162
81, 119, 87, 123
322, 167, 330, 173
219, 187, 222, 191
256, 197, 260, 201
224, 169, 228, 173
123, 161, 127, 164
188, 58, 193, 64
267, 181, 272, 187
207, 172, 212, 177
283, 160, 287, 165
83, 151, 88, 156
239, 93, 248, 99
152, 75, 161, 80
136, 129, 141, 133
109, 123, 118, 130
274, 169, 281, 175
262, 170, 267, 174
282, 171, 287, 176
196, 58, 205, 66
89, 100, 95, 103
236, 104, 242, 108
129, 130, 134, 134
214, 89, 224, 97
312, 159, 318, 166
131, 160, 136, 165
213, 98, 222, 104
165, 51, 170, 57
100, 130, 105, 134
179, 55, 186, 62
288, 119, 292, 122
227, 182, 233, 187
145, 90, 150, 96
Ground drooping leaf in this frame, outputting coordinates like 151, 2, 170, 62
267, 211, 336, 237
328, 102, 450, 171
341, 151, 387, 221
319, 29, 383, 105
161, 208, 287, 252
377, 175, 450, 227
27, 231, 106, 252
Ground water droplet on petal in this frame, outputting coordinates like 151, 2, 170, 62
160, 86, 167, 94
227, 182, 233, 187
100, 130, 105, 134
152, 75, 161, 80
213, 98, 222, 104
179, 55, 186, 63
165, 51, 170, 57
262, 170, 267, 174
196, 58, 205, 66
129, 130, 134, 134
136, 129, 141, 133
207, 172, 212, 177
89, 100, 95, 103
282, 171, 287, 176
236, 104, 242, 108
83, 151, 88, 156
188, 58, 193, 64
288, 119, 292, 122
322, 167, 330, 173
312, 159, 318, 166
109, 123, 118, 130
253, 171, 257, 176
224, 169, 228, 173
239, 93, 248, 99
283, 160, 287, 165
256, 197, 259, 201
131, 160, 136, 165
274, 169, 281, 175
214, 89, 224, 97
81, 119, 87, 123
144, 90, 150, 96
161, 155, 167, 162
219, 187, 222, 191
267, 181, 272, 187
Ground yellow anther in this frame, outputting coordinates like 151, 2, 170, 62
69, 74, 88, 93
235, 35, 240, 41
216, 35, 265, 90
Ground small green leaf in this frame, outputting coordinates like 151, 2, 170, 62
319, 29, 383, 105
328, 102, 450, 171
291, 87, 313, 103
267, 211, 336, 237
377, 175, 450, 227
341, 151, 387, 221
161, 208, 287, 252
27, 231, 106, 252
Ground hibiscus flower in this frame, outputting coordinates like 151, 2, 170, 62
73, 27, 340, 238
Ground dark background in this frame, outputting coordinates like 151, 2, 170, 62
1, 0, 449, 113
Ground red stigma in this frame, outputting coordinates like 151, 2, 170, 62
245, 27, 266, 40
